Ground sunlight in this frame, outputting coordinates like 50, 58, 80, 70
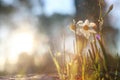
8, 28, 35, 64
10, 33, 34, 54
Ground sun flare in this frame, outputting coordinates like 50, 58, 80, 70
8, 28, 35, 63
10, 33, 34, 53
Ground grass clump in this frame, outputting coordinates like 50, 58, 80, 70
50, 1, 120, 80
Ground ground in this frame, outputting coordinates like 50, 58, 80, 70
0, 74, 59, 80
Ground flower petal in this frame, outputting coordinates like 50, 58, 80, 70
80, 28, 85, 34
86, 34, 90, 39
83, 31, 90, 39
70, 24, 76, 32
80, 29, 90, 39
77, 21, 84, 27
77, 20, 83, 24
88, 29, 96, 33
78, 24, 83, 27
89, 22, 96, 28
84, 19, 89, 25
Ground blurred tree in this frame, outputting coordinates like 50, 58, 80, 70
0, 1, 14, 14
74, 0, 100, 22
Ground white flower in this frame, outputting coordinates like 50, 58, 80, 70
76, 19, 97, 39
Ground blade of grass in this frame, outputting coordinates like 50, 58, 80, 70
97, 38, 108, 72
49, 48, 63, 80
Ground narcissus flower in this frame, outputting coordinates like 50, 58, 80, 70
70, 19, 97, 39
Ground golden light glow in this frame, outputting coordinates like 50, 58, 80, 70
8, 28, 35, 63
10, 33, 34, 53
